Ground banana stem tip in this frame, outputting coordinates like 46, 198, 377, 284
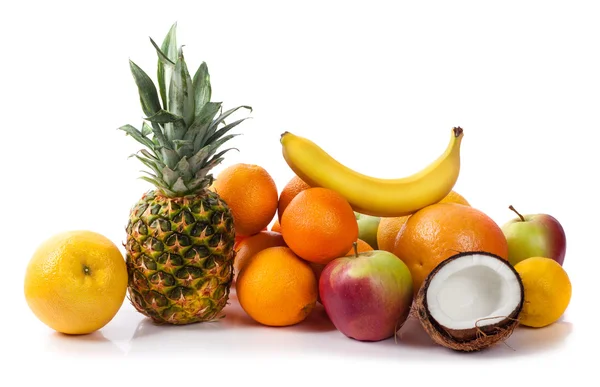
453, 127, 464, 137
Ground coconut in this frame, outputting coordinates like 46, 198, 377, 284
414, 251, 524, 352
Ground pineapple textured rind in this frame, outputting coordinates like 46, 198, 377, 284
126, 190, 235, 324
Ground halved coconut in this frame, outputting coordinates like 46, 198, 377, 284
414, 251, 524, 352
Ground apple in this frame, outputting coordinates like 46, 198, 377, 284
501, 205, 567, 266
354, 212, 380, 249
319, 248, 413, 341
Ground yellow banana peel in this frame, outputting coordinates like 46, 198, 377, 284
280, 127, 464, 217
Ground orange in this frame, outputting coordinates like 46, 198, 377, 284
24, 231, 128, 334
271, 218, 281, 233
233, 231, 286, 276
281, 187, 358, 264
345, 238, 374, 256
212, 164, 278, 237
277, 175, 311, 222
236, 246, 318, 326
439, 190, 470, 206
234, 226, 268, 250
376, 190, 471, 253
234, 235, 247, 250
393, 203, 508, 294
377, 216, 410, 253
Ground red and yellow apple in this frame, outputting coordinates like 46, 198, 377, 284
501, 205, 567, 266
319, 249, 413, 342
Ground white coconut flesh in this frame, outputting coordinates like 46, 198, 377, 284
426, 253, 522, 331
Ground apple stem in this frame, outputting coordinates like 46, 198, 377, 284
508, 205, 525, 222
353, 242, 359, 258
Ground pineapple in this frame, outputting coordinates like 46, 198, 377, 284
119, 24, 251, 324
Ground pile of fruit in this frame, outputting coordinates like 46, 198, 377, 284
23, 24, 572, 352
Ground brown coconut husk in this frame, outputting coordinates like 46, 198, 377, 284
414, 251, 524, 352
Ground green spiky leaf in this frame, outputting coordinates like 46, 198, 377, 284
172, 139, 192, 151
206, 148, 238, 166
157, 23, 178, 109
193, 62, 211, 117
187, 102, 222, 147
169, 49, 195, 127
175, 156, 192, 181
171, 177, 188, 193
150, 38, 175, 67
145, 109, 184, 124
159, 147, 180, 169
134, 154, 163, 178
204, 106, 252, 144
161, 166, 179, 186
129, 61, 162, 117
121, 23, 252, 197
205, 117, 250, 145
118, 124, 155, 149
209, 106, 252, 131
190, 134, 239, 170
140, 149, 159, 161
141, 122, 153, 136
141, 122, 168, 149
139, 175, 168, 190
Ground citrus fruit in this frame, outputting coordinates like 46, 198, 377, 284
439, 190, 470, 206
24, 230, 128, 335
376, 191, 470, 253
271, 218, 281, 233
212, 163, 278, 237
514, 257, 572, 328
233, 231, 286, 276
377, 216, 410, 253
393, 202, 508, 294
236, 246, 318, 326
277, 175, 311, 221
234, 226, 268, 250
281, 187, 358, 264
345, 238, 374, 256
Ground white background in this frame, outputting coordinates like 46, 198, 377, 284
2, 0, 599, 386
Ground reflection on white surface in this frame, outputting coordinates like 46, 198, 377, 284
39, 290, 574, 360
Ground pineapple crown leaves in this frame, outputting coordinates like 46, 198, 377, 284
119, 23, 252, 197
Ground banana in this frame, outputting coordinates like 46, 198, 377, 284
280, 127, 464, 217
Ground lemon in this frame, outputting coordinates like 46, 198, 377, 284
24, 230, 128, 335
514, 257, 572, 328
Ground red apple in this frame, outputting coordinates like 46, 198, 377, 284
319, 249, 413, 342
501, 205, 567, 266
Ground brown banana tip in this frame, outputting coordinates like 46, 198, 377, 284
453, 127, 464, 137
280, 131, 290, 141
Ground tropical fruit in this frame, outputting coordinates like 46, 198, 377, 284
514, 257, 572, 327
212, 163, 278, 237
277, 175, 311, 221
393, 203, 509, 294
233, 231, 286, 277
236, 246, 318, 326
281, 187, 358, 264
415, 251, 524, 352
24, 231, 128, 334
376, 190, 470, 253
120, 24, 251, 324
280, 127, 464, 217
